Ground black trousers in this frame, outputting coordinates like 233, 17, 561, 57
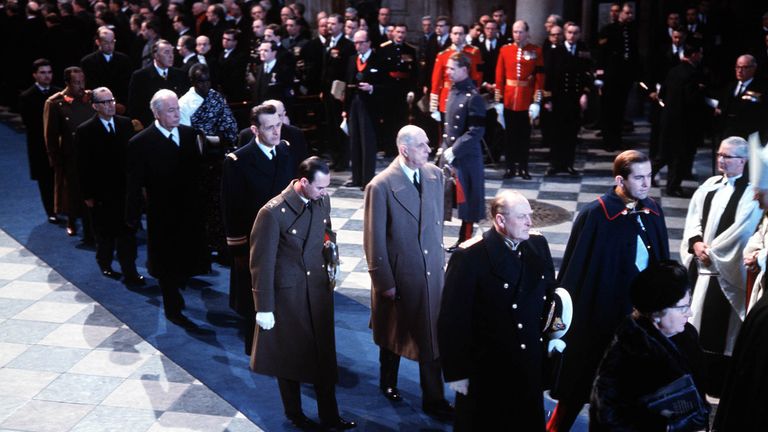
36, 165, 55, 217
158, 277, 186, 317
548, 98, 580, 170
348, 97, 377, 187
277, 377, 339, 423
600, 74, 633, 149
90, 201, 137, 274
379, 348, 445, 405
323, 96, 348, 167
503, 110, 532, 170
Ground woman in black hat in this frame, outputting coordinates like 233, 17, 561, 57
589, 260, 710, 431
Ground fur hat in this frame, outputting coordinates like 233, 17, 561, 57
631, 260, 689, 315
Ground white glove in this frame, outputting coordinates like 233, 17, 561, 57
443, 147, 455, 164
494, 103, 505, 129
447, 379, 469, 396
256, 312, 275, 330
430, 110, 441, 122
548, 339, 566, 356
528, 103, 540, 121
340, 118, 349, 135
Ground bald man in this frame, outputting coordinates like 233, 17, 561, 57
439, 190, 557, 430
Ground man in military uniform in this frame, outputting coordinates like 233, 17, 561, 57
439, 191, 558, 431
544, 23, 592, 175
442, 53, 486, 250
717, 54, 768, 142
250, 157, 356, 431
43, 66, 95, 240
430, 25, 482, 118
378, 24, 417, 156
495, 20, 544, 180
596, 3, 639, 151
222, 104, 295, 354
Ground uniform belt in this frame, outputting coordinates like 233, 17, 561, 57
506, 79, 530, 87
389, 71, 410, 79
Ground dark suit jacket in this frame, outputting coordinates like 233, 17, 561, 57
126, 124, 208, 279
321, 36, 355, 90
344, 50, 390, 112
720, 79, 768, 140
80, 50, 134, 104
19, 84, 61, 180
217, 48, 250, 103
249, 58, 293, 105
127, 65, 189, 127
75, 114, 134, 203
477, 38, 501, 85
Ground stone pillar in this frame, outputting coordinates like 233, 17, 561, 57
515, 0, 563, 45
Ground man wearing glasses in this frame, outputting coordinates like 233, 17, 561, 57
716, 54, 768, 142
75, 87, 144, 286
680, 136, 762, 398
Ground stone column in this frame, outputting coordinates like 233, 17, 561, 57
515, 0, 563, 45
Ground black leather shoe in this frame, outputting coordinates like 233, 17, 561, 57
66, 225, 77, 236
47, 215, 60, 224
423, 400, 455, 421
123, 273, 146, 286
287, 413, 319, 430
566, 167, 579, 176
381, 386, 403, 402
166, 313, 196, 328
100, 267, 122, 280
502, 169, 515, 179
518, 169, 532, 180
321, 417, 357, 431
343, 180, 360, 187
445, 242, 461, 253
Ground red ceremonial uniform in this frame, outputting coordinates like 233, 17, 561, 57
430, 45, 483, 113
495, 43, 545, 112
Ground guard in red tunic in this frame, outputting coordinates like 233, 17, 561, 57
429, 25, 482, 115
495, 20, 544, 180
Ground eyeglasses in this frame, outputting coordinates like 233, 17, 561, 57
93, 98, 116, 104
668, 303, 691, 313
735, 65, 755, 70
717, 153, 744, 159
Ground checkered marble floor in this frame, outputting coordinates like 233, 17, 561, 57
0, 120, 707, 431
331, 122, 706, 305
0, 230, 262, 432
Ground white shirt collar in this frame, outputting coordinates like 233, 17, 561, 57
35, 83, 50, 92
359, 49, 371, 62
182, 52, 195, 63
264, 59, 277, 71
102, 52, 112, 61
330, 33, 342, 46
153, 63, 168, 77
99, 116, 114, 131
154, 120, 179, 145
256, 139, 277, 159
398, 159, 418, 183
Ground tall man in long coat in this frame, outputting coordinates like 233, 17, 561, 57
249, 157, 355, 431
222, 103, 294, 354
126, 89, 208, 325
548, 150, 669, 432
44, 66, 94, 240
441, 53, 486, 251
439, 191, 558, 431
75, 87, 143, 285
363, 125, 453, 420
680, 136, 761, 396
19, 58, 60, 223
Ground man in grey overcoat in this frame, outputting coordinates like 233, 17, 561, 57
249, 157, 356, 431
363, 125, 454, 420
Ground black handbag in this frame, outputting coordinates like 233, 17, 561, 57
639, 374, 710, 432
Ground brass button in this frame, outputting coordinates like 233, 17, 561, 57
503, 283, 509, 289
512, 303, 518, 309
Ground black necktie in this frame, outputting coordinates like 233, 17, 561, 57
169, 133, 176, 146
413, 171, 421, 194
108, 122, 115, 135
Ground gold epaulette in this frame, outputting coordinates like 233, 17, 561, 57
226, 152, 238, 161
380, 40, 393, 48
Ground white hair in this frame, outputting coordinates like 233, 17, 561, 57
150, 89, 177, 116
